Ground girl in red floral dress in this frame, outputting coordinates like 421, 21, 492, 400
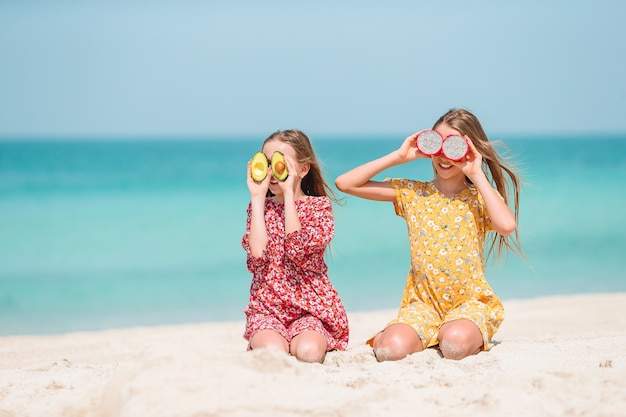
242, 129, 349, 363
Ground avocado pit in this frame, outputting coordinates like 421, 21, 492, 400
270, 151, 289, 181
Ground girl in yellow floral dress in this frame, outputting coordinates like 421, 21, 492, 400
335, 108, 522, 361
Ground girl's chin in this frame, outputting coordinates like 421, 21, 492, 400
435, 168, 463, 180
269, 184, 282, 193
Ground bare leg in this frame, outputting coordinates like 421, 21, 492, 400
438, 319, 483, 360
249, 329, 289, 353
371, 323, 423, 362
289, 330, 328, 363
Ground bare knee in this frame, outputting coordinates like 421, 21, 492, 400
291, 342, 326, 363
373, 324, 423, 362
439, 338, 474, 360
290, 331, 327, 363
250, 330, 289, 353
438, 320, 483, 360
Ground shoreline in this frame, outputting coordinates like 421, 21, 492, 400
2, 292, 625, 416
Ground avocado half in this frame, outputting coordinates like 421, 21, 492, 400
271, 151, 289, 181
250, 151, 269, 182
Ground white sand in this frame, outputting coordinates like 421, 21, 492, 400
1, 293, 625, 417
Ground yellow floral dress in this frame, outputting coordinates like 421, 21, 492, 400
382, 178, 504, 350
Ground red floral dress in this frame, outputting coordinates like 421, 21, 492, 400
242, 196, 349, 351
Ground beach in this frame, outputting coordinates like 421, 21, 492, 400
1, 292, 625, 417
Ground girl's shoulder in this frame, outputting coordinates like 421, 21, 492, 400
387, 178, 429, 191
295, 196, 333, 220
303, 195, 332, 209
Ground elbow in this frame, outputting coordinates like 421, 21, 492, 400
249, 249, 264, 259
334, 176, 348, 193
498, 220, 517, 237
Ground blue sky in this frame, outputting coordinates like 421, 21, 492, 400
1, 1, 625, 138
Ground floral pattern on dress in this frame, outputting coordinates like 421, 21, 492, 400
386, 179, 504, 350
242, 196, 349, 351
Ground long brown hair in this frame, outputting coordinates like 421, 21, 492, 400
433, 108, 524, 262
263, 129, 340, 204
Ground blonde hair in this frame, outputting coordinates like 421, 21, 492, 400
263, 129, 340, 204
433, 108, 523, 262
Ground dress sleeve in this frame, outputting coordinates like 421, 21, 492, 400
241, 202, 270, 273
284, 197, 334, 272
387, 178, 411, 218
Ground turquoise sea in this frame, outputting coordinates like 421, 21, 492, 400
1, 135, 625, 336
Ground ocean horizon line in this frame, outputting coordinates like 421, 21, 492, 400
1, 131, 625, 142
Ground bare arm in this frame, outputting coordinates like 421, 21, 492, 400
335, 132, 425, 202
278, 154, 302, 234
460, 138, 517, 236
246, 162, 270, 257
